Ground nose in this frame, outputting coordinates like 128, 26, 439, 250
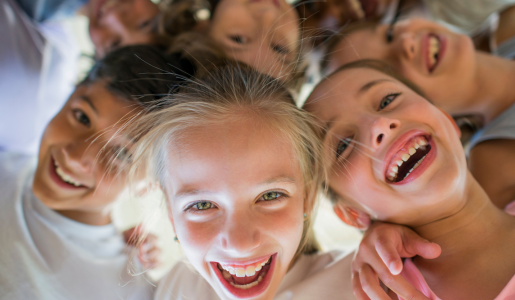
371, 116, 400, 148
221, 208, 261, 255
397, 32, 417, 60
61, 138, 101, 174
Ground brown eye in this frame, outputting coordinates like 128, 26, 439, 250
262, 192, 281, 201
230, 35, 246, 44
73, 109, 91, 127
194, 201, 213, 210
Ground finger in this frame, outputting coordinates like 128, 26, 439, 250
401, 230, 442, 259
359, 264, 391, 300
352, 272, 372, 300
375, 237, 404, 275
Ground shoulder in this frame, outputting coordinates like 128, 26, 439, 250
155, 260, 219, 300
277, 250, 355, 300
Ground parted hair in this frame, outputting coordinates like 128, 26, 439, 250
125, 65, 325, 256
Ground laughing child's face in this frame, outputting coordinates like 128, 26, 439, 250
163, 115, 306, 300
305, 67, 468, 227
33, 80, 139, 225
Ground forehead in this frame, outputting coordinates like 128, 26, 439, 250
328, 25, 388, 73
73, 81, 140, 126
306, 68, 392, 118
165, 116, 301, 193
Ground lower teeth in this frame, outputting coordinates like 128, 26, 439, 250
230, 275, 264, 289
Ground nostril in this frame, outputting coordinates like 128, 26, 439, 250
411, 46, 415, 53
390, 123, 397, 129
377, 134, 384, 143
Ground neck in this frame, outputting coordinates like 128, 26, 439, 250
469, 53, 515, 123
56, 209, 112, 226
413, 172, 515, 258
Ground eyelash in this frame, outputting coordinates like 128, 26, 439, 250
230, 35, 246, 44
272, 44, 289, 55
379, 93, 401, 110
73, 109, 91, 127
184, 191, 287, 212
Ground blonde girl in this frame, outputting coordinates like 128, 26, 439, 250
125, 65, 356, 300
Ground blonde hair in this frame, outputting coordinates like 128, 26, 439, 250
125, 65, 324, 256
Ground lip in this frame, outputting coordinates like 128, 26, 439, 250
423, 33, 447, 73
211, 253, 277, 299
49, 157, 88, 190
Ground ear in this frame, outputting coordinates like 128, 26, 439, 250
333, 202, 371, 230
438, 108, 461, 138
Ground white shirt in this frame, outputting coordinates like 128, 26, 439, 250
0, 0, 78, 155
155, 250, 356, 300
0, 152, 154, 300
423, 0, 515, 35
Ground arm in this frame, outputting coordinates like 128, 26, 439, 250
468, 139, 515, 209
351, 222, 441, 300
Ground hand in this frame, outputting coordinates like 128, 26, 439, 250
351, 222, 441, 300
123, 226, 162, 270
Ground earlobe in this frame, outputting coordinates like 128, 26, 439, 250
333, 203, 371, 230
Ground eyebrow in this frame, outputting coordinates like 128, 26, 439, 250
173, 176, 296, 200
358, 79, 394, 95
79, 95, 98, 115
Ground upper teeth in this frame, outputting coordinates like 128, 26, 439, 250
219, 256, 270, 278
386, 137, 428, 182
428, 36, 440, 70
54, 161, 82, 186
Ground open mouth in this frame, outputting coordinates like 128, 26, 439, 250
385, 135, 432, 183
211, 254, 276, 298
427, 34, 441, 72
50, 157, 86, 189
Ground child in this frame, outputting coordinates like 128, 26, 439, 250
323, 18, 515, 213
124, 65, 356, 300
0, 45, 195, 299
304, 60, 515, 299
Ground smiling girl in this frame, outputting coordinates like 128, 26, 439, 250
323, 18, 515, 214
0, 45, 196, 299
304, 60, 515, 299
124, 65, 356, 300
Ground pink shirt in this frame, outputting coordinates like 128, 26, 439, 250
398, 205, 515, 300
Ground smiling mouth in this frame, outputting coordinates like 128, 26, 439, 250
216, 255, 272, 290
386, 136, 432, 183
428, 35, 441, 72
53, 159, 85, 188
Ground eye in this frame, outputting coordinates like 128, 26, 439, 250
73, 109, 91, 127
191, 201, 214, 211
138, 19, 152, 30
336, 138, 351, 158
379, 93, 400, 110
272, 44, 289, 55
111, 145, 131, 162
261, 191, 282, 201
229, 35, 246, 44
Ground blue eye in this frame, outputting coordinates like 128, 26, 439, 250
379, 93, 400, 110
